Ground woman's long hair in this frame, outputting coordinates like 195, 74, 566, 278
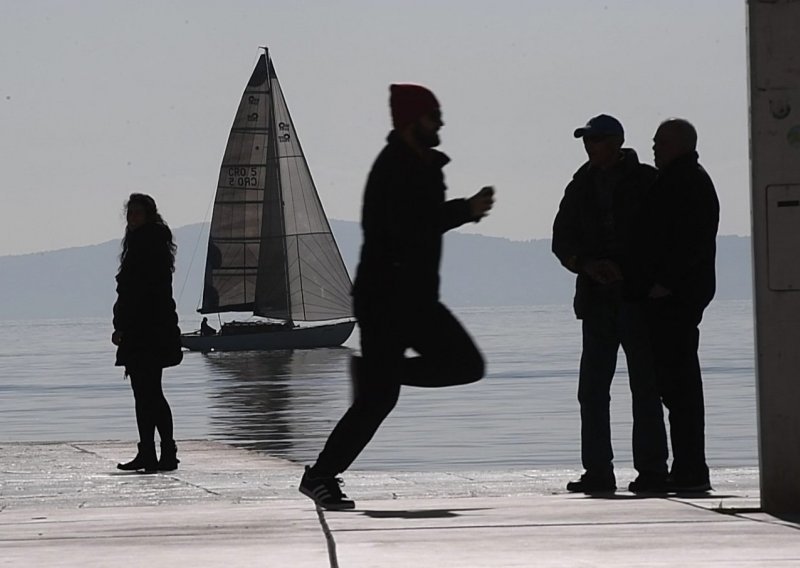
119, 193, 177, 273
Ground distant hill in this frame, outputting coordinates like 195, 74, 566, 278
0, 220, 752, 320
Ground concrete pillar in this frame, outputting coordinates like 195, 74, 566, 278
748, 0, 800, 514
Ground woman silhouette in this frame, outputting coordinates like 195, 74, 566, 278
112, 193, 183, 473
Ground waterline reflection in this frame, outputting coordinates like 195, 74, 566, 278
204, 348, 353, 463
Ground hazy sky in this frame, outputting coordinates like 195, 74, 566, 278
0, 1, 749, 256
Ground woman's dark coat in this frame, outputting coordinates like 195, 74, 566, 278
113, 223, 182, 369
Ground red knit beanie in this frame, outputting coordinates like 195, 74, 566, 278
389, 84, 440, 130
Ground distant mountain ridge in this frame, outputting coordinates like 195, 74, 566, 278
0, 220, 752, 320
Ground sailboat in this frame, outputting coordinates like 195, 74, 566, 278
181, 49, 355, 352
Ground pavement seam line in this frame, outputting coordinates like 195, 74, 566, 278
163, 477, 223, 497
68, 443, 97, 456
678, 499, 800, 532
313, 505, 340, 568
71, 442, 222, 497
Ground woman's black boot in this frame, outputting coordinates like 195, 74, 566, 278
117, 442, 158, 473
158, 440, 179, 472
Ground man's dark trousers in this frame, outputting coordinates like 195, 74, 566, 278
578, 294, 668, 476
646, 297, 709, 482
313, 300, 484, 477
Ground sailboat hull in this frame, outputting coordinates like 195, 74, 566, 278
180, 321, 355, 352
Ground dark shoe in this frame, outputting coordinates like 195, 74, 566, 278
667, 475, 712, 493
117, 442, 158, 473
628, 473, 669, 494
158, 440, 179, 472
566, 471, 616, 494
299, 466, 355, 510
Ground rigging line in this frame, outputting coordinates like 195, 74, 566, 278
177, 190, 216, 313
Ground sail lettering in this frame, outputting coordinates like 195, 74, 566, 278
248, 96, 260, 105
247, 113, 259, 122
227, 167, 259, 187
278, 122, 290, 131
279, 133, 291, 142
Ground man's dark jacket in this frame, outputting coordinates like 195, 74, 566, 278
552, 149, 657, 318
353, 131, 474, 309
639, 151, 719, 312
113, 223, 183, 369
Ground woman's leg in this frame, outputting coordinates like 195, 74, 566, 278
130, 366, 173, 443
129, 366, 157, 444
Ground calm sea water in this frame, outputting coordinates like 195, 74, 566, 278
0, 300, 756, 472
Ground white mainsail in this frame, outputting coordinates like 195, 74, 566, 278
200, 51, 352, 323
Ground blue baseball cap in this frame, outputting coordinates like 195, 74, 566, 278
573, 114, 624, 139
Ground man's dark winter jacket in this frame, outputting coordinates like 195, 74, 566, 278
113, 223, 182, 369
353, 131, 474, 307
640, 151, 719, 312
552, 149, 657, 318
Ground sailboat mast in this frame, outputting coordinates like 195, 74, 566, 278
265, 49, 295, 324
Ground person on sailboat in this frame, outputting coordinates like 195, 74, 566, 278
112, 193, 183, 473
299, 83, 495, 510
200, 317, 217, 336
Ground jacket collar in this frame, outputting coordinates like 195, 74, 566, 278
659, 151, 699, 174
387, 130, 450, 169
573, 147, 641, 181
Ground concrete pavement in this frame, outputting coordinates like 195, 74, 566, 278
1, 441, 797, 567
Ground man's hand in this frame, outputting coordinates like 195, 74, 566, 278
583, 259, 623, 285
468, 186, 495, 221
648, 283, 672, 299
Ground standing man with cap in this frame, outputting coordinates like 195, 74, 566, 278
299, 84, 495, 510
641, 118, 719, 493
552, 114, 668, 494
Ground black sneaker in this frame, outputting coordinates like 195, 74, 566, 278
566, 471, 616, 494
299, 466, 356, 510
628, 473, 669, 494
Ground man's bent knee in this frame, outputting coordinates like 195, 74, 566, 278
459, 351, 485, 384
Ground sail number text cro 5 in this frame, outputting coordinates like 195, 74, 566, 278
228, 167, 259, 188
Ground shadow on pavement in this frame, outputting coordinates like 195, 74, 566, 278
576, 492, 740, 501
358, 508, 490, 520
